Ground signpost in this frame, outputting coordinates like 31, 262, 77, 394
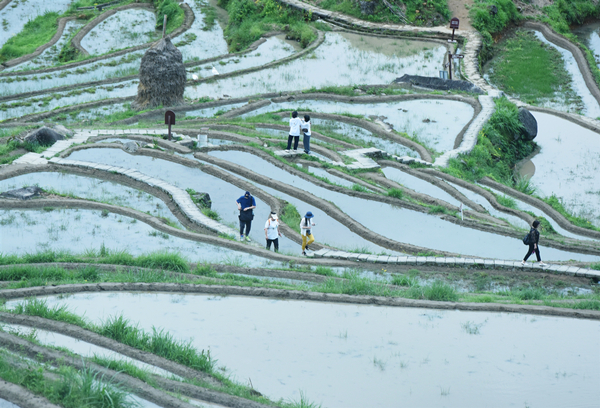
445, 51, 464, 80
165, 110, 176, 140
449, 17, 459, 43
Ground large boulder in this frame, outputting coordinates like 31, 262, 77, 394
0, 186, 43, 200
23, 126, 65, 146
132, 37, 186, 110
359, 0, 376, 15
517, 107, 538, 141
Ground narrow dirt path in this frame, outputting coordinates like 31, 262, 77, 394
447, 0, 474, 31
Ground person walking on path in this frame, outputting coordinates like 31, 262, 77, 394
286, 111, 302, 152
264, 211, 281, 252
301, 114, 311, 154
522, 220, 547, 266
236, 191, 256, 241
300, 211, 316, 256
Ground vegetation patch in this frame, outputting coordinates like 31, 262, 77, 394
444, 97, 537, 185
486, 30, 581, 108
0, 12, 60, 63
317, 0, 449, 26
217, 0, 316, 52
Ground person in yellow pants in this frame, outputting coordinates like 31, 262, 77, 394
300, 211, 315, 256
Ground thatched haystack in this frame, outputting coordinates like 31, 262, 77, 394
132, 37, 186, 110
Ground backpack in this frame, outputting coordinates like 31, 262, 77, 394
522, 229, 534, 245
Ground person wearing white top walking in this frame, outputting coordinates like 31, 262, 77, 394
286, 111, 302, 151
301, 114, 311, 154
264, 212, 281, 252
300, 211, 315, 256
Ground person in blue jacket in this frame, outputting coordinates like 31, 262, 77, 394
236, 191, 256, 241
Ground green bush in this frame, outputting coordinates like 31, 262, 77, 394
219, 0, 316, 52
445, 97, 536, 184
469, 0, 521, 63
387, 188, 404, 199
155, 0, 185, 33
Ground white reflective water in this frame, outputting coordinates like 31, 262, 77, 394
0, 208, 277, 267
207, 150, 598, 261
66, 148, 301, 253
185, 32, 447, 100
243, 98, 473, 154
534, 31, 600, 118
30, 292, 600, 408
0, 172, 183, 227
81, 9, 157, 56
529, 112, 600, 228
0, 0, 73, 48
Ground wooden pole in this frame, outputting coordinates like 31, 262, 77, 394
448, 51, 452, 80
162, 15, 167, 38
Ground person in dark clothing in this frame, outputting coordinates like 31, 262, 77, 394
236, 191, 256, 241
522, 220, 547, 266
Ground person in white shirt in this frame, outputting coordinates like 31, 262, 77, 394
286, 111, 302, 151
300, 211, 315, 256
301, 114, 311, 154
264, 211, 281, 252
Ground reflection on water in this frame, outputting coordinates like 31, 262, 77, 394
27, 292, 600, 408
530, 112, 600, 227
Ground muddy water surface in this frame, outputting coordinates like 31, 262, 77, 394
0, 399, 19, 408
30, 292, 600, 408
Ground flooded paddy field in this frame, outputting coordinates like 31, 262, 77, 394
206, 149, 597, 260
2, 1, 600, 407
81, 9, 158, 56
0, 0, 73, 49
185, 32, 447, 99
527, 112, 600, 227
0, 207, 277, 267
22, 292, 600, 408
244, 98, 473, 154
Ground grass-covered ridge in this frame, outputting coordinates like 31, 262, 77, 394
318, 0, 449, 26
0, 12, 61, 64
217, 0, 317, 52
487, 30, 581, 109
444, 97, 536, 185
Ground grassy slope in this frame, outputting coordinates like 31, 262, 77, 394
317, 0, 450, 25
487, 30, 580, 107
0, 12, 60, 63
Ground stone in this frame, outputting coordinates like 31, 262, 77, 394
23, 127, 65, 146
122, 141, 139, 153
53, 124, 74, 138
0, 186, 43, 200
517, 107, 538, 141
133, 37, 186, 110
192, 192, 212, 209
393, 74, 484, 94
178, 137, 194, 148
359, 0, 376, 15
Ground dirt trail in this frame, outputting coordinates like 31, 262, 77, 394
447, 0, 474, 31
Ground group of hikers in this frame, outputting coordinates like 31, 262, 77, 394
236, 190, 548, 264
236, 191, 315, 256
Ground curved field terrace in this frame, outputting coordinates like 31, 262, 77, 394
0, 0, 599, 407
